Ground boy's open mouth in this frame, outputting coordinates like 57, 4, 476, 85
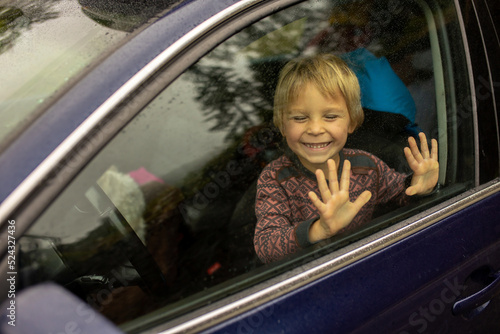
302, 142, 331, 149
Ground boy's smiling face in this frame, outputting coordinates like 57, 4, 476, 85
283, 82, 354, 174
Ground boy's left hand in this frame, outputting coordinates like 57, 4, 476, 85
404, 132, 439, 196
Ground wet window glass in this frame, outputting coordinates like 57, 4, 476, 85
0, 0, 179, 146
18, 0, 473, 328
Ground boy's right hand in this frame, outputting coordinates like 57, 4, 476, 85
308, 159, 372, 243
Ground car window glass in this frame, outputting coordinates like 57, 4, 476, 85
18, 0, 473, 328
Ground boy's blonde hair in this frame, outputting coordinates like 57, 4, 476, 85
274, 54, 363, 133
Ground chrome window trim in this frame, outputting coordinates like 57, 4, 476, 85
154, 179, 500, 334
0, 0, 274, 229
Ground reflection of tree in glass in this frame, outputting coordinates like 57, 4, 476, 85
186, 4, 328, 140
187, 64, 271, 140
0, 0, 63, 54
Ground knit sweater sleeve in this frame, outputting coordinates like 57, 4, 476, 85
253, 164, 306, 264
374, 155, 411, 206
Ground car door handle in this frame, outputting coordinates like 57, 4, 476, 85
452, 270, 500, 316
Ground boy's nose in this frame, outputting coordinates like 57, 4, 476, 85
307, 120, 324, 135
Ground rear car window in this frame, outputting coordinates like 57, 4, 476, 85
17, 0, 474, 329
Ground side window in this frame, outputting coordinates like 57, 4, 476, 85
18, 0, 473, 328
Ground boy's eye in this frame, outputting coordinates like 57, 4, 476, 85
292, 116, 307, 122
325, 115, 338, 120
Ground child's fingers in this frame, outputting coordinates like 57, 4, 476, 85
431, 138, 438, 161
339, 159, 351, 191
408, 136, 423, 163
404, 146, 418, 170
352, 190, 372, 211
419, 132, 430, 159
327, 159, 339, 193
315, 169, 332, 202
406, 184, 419, 196
308, 191, 325, 211
406, 186, 414, 196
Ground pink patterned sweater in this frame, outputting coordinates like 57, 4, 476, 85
254, 148, 410, 263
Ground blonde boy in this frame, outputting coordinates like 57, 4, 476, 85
254, 54, 439, 263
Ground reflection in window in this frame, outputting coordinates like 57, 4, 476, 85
0, 1, 127, 145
